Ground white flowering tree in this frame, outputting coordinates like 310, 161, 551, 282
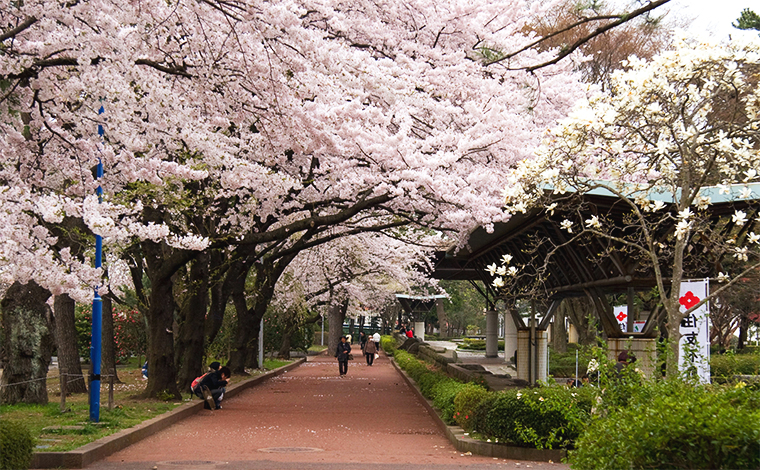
501, 37, 760, 374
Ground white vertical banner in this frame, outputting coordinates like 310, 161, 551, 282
678, 279, 711, 383
613, 305, 628, 333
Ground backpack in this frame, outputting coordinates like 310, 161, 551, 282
190, 373, 208, 392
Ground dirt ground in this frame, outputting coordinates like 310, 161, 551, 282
82, 352, 569, 470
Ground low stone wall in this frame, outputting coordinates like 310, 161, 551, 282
417, 345, 457, 369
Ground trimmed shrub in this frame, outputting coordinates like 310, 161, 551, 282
0, 420, 34, 470
380, 335, 398, 354
570, 379, 760, 469
453, 383, 491, 432
418, 371, 448, 399
393, 350, 429, 381
548, 344, 593, 378
432, 380, 470, 424
473, 386, 593, 449
458, 339, 504, 351
710, 351, 760, 381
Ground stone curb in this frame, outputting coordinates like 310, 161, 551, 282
31, 358, 306, 469
390, 358, 566, 463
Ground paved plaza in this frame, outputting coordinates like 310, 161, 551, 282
75, 352, 567, 470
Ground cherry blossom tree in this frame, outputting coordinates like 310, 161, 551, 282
2, 0, 586, 396
498, 37, 760, 375
271, 229, 439, 356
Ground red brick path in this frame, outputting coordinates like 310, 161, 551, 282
85, 352, 568, 470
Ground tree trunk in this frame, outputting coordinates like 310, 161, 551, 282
204, 250, 234, 347
277, 331, 292, 360
101, 293, 120, 384
435, 299, 448, 338
0, 281, 54, 404
53, 294, 88, 394
141, 239, 193, 400
565, 298, 596, 346
327, 300, 349, 357
175, 252, 210, 393
737, 314, 750, 350
553, 301, 568, 353
228, 255, 295, 373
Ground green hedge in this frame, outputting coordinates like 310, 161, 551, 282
453, 383, 491, 431
570, 380, 760, 469
392, 347, 587, 449
472, 386, 593, 449
710, 351, 760, 381
458, 339, 504, 351
432, 380, 471, 424
380, 335, 398, 354
0, 420, 34, 470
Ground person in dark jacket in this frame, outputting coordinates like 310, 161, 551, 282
194, 366, 231, 410
335, 336, 351, 377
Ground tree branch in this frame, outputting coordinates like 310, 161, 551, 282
487, 0, 672, 71
0, 16, 38, 43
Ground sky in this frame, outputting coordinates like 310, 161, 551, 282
668, 0, 757, 40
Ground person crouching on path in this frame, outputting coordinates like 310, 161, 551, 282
195, 365, 231, 410
336, 336, 351, 377
363, 336, 377, 366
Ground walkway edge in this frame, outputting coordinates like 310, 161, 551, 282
390, 358, 566, 463
31, 358, 306, 469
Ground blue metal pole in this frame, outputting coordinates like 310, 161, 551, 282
90, 105, 105, 422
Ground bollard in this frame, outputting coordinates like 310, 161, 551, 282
60, 368, 67, 413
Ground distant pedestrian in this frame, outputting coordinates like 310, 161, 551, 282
346, 333, 352, 345
364, 337, 377, 366
406, 329, 414, 338
335, 336, 352, 377
372, 331, 381, 350
359, 331, 367, 350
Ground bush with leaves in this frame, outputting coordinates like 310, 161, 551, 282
472, 385, 593, 449
570, 378, 760, 469
710, 349, 760, 382
453, 383, 491, 432
380, 335, 398, 354
393, 350, 429, 381
418, 371, 448, 398
432, 380, 471, 424
0, 420, 33, 470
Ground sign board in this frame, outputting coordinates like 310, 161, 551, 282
678, 279, 711, 383
633, 321, 647, 333
613, 305, 628, 332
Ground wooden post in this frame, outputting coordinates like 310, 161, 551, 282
108, 373, 114, 410
60, 368, 66, 413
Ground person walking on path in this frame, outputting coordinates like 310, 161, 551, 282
363, 336, 377, 366
359, 331, 367, 351
372, 331, 381, 350
335, 335, 351, 377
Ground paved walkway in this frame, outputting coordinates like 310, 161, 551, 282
85, 352, 567, 470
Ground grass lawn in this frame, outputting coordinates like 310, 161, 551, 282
308, 344, 328, 354
0, 359, 291, 452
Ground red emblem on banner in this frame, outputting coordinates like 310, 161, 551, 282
679, 291, 700, 309
616, 311, 627, 322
